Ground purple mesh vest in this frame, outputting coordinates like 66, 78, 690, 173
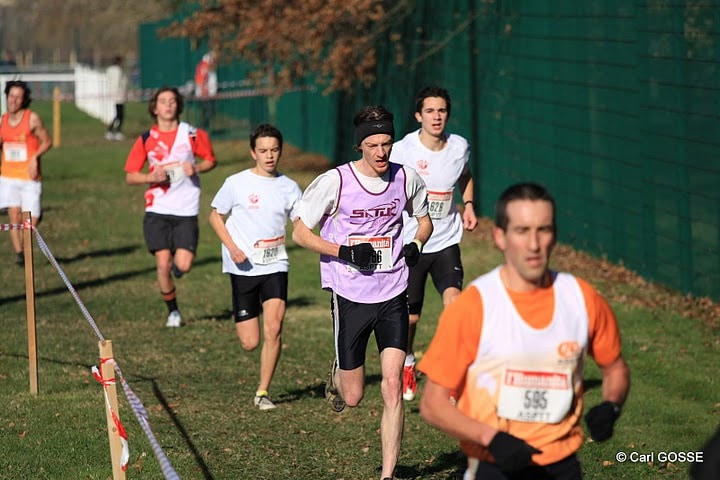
319, 162, 409, 303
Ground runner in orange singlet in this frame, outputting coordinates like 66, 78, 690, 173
419, 182, 630, 479
0, 80, 52, 265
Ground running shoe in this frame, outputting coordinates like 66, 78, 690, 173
253, 394, 277, 411
165, 310, 182, 328
402, 363, 417, 401
325, 359, 346, 412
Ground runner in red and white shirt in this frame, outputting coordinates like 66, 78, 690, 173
124, 86, 216, 327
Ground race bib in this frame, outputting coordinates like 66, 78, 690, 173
427, 190, 453, 219
3, 142, 27, 162
347, 235, 392, 272
252, 236, 288, 265
496, 367, 574, 424
164, 162, 186, 184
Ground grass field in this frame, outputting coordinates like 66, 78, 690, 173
0, 101, 717, 480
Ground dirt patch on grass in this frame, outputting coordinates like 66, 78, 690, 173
284, 146, 331, 173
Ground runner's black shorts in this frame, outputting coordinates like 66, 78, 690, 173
473, 453, 582, 480
330, 290, 409, 370
407, 243, 463, 315
231, 272, 288, 322
143, 212, 198, 254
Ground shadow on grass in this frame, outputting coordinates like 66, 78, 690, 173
0, 265, 157, 306
54, 244, 141, 263
196, 295, 318, 321
197, 309, 233, 321
395, 449, 466, 479
273, 373, 384, 405
149, 377, 216, 480
0, 255, 224, 307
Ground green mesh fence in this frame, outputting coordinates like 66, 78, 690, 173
139, 0, 720, 300
138, 15, 267, 139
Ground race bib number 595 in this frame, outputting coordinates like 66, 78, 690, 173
496, 368, 574, 424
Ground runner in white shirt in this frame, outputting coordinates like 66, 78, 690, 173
391, 86, 479, 401
209, 124, 302, 411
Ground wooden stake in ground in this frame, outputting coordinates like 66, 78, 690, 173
22, 211, 38, 395
99, 340, 126, 480
53, 86, 61, 147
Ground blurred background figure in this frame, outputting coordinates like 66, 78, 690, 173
0, 50, 17, 67
105, 55, 128, 141
194, 50, 217, 131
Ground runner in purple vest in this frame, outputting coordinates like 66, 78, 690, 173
292, 105, 433, 480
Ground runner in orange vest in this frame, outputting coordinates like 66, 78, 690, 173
419, 182, 630, 479
0, 80, 52, 265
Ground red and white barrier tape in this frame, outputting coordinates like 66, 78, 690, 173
92, 360, 130, 472
0, 222, 28, 231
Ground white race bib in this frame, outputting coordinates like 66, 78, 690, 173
252, 236, 288, 265
427, 190, 453, 219
347, 235, 392, 272
3, 142, 27, 162
496, 367, 574, 424
165, 162, 186, 183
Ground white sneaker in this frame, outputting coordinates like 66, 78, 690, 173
104, 131, 114, 140
165, 310, 182, 327
253, 394, 277, 411
113, 132, 125, 141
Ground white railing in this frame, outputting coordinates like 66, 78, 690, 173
74, 64, 114, 124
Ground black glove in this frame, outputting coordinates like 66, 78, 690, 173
403, 241, 421, 267
488, 431, 542, 473
338, 243, 374, 268
584, 401, 621, 441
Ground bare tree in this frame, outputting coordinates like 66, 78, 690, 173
162, 0, 413, 93
1, 0, 175, 64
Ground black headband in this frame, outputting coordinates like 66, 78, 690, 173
354, 119, 395, 145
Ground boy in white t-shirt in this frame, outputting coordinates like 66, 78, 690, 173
391, 86, 479, 401
209, 124, 302, 410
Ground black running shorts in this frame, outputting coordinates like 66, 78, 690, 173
330, 291, 409, 370
230, 272, 288, 322
406, 243, 463, 315
143, 212, 199, 254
